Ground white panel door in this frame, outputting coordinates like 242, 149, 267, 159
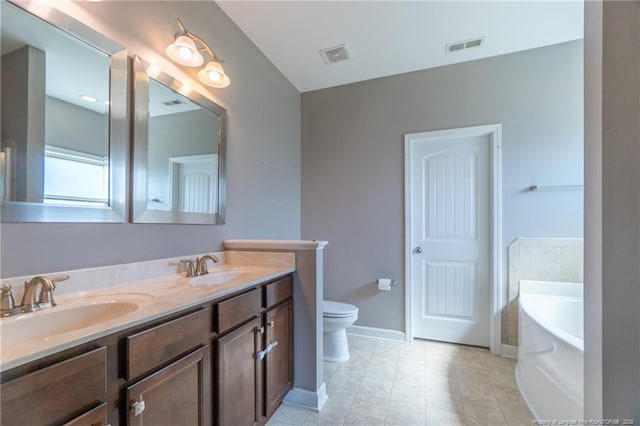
409, 134, 490, 346
171, 155, 217, 214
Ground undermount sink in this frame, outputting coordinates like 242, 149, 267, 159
1, 301, 139, 344
187, 271, 251, 286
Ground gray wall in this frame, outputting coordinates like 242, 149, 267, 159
301, 40, 583, 334
46, 96, 108, 156
585, 0, 640, 419
1, 1, 301, 277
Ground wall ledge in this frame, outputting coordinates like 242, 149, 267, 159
224, 239, 328, 251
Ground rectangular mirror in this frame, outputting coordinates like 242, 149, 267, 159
132, 56, 226, 224
0, 1, 128, 222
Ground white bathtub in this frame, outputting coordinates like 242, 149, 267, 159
516, 280, 584, 421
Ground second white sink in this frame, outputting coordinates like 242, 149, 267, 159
187, 271, 251, 286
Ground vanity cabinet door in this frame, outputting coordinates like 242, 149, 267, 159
216, 317, 262, 426
126, 345, 210, 426
264, 299, 293, 419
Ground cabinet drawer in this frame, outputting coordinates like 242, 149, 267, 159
63, 402, 107, 426
126, 308, 209, 380
1, 347, 107, 426
265, 275, 293, 309
215, 288, 261, 334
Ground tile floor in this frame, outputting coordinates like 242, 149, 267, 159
267, 336, 533, 426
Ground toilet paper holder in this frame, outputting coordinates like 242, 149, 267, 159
377, 278, 398, 291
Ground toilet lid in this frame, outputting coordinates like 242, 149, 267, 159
324, 300, 358, 318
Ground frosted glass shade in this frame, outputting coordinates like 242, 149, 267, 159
165, 35, 204, 67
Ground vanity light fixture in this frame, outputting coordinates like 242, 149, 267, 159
165, 18, 230, 88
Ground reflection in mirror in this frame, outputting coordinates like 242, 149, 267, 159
132, 56, 226, 224
147, 79, 219, 214
0, 1, 127, 222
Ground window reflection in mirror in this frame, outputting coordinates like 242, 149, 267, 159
147, 79, 219, 215
0, 1, 127, 222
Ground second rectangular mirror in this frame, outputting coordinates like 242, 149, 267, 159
132, 56, 226, 224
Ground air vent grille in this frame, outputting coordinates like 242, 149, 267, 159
445, 37, 485, 54
320, 43, 352, 64
162, 99, 185, 106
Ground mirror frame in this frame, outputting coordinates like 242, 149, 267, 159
1, 1, 128, 223
132, 56, 227, 224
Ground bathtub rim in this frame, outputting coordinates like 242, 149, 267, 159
519, 280, 584, 351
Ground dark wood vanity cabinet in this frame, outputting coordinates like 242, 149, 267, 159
124, 308, 211, 426
0, 347, 108, 426
214, 274, 294, 426
127, 346, 211, 426
264, 299, 293, 419
0, 273, 294, 426
215, 317, 262, 426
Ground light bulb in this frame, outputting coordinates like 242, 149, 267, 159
208, 70, 221, 82
197, 60, 230, 88
178, 46, 192, 61
165, 35, 203, 67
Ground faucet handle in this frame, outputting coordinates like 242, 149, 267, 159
1, 284, 16, 311
50, 274, 70, 283
180, 259, 197, 277
48, 274, 70, 290
37, 275, 67, 309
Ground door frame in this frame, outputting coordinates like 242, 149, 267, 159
404, 124, 503, 354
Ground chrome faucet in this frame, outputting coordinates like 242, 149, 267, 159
195, 254, 219, 276
19, 274, 69, 313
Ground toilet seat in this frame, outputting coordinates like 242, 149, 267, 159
323, 300, 358, 318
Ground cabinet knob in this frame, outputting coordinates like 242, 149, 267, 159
130, 400, 146, 417
268, 320, 274, 328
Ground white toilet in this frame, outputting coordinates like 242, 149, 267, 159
323, 300, 359, 362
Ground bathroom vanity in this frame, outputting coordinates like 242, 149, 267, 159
0, 272, 293, 426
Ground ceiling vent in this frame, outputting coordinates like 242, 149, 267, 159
162, 99, 185, 106
445, 36, 485, 54
320, 43, 352, 64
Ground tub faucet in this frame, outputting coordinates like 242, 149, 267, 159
196, 254, 219, 276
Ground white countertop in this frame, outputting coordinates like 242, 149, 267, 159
0, 263, 294, 372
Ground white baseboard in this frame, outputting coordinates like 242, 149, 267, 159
347, 325, 406, 342
283, 383, 327, 413
501, 344, 518, 358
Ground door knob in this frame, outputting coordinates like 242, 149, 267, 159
413, 247, 423, 254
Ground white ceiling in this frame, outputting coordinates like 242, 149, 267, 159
1, 1, 110, 114
217, 1, 584, 93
